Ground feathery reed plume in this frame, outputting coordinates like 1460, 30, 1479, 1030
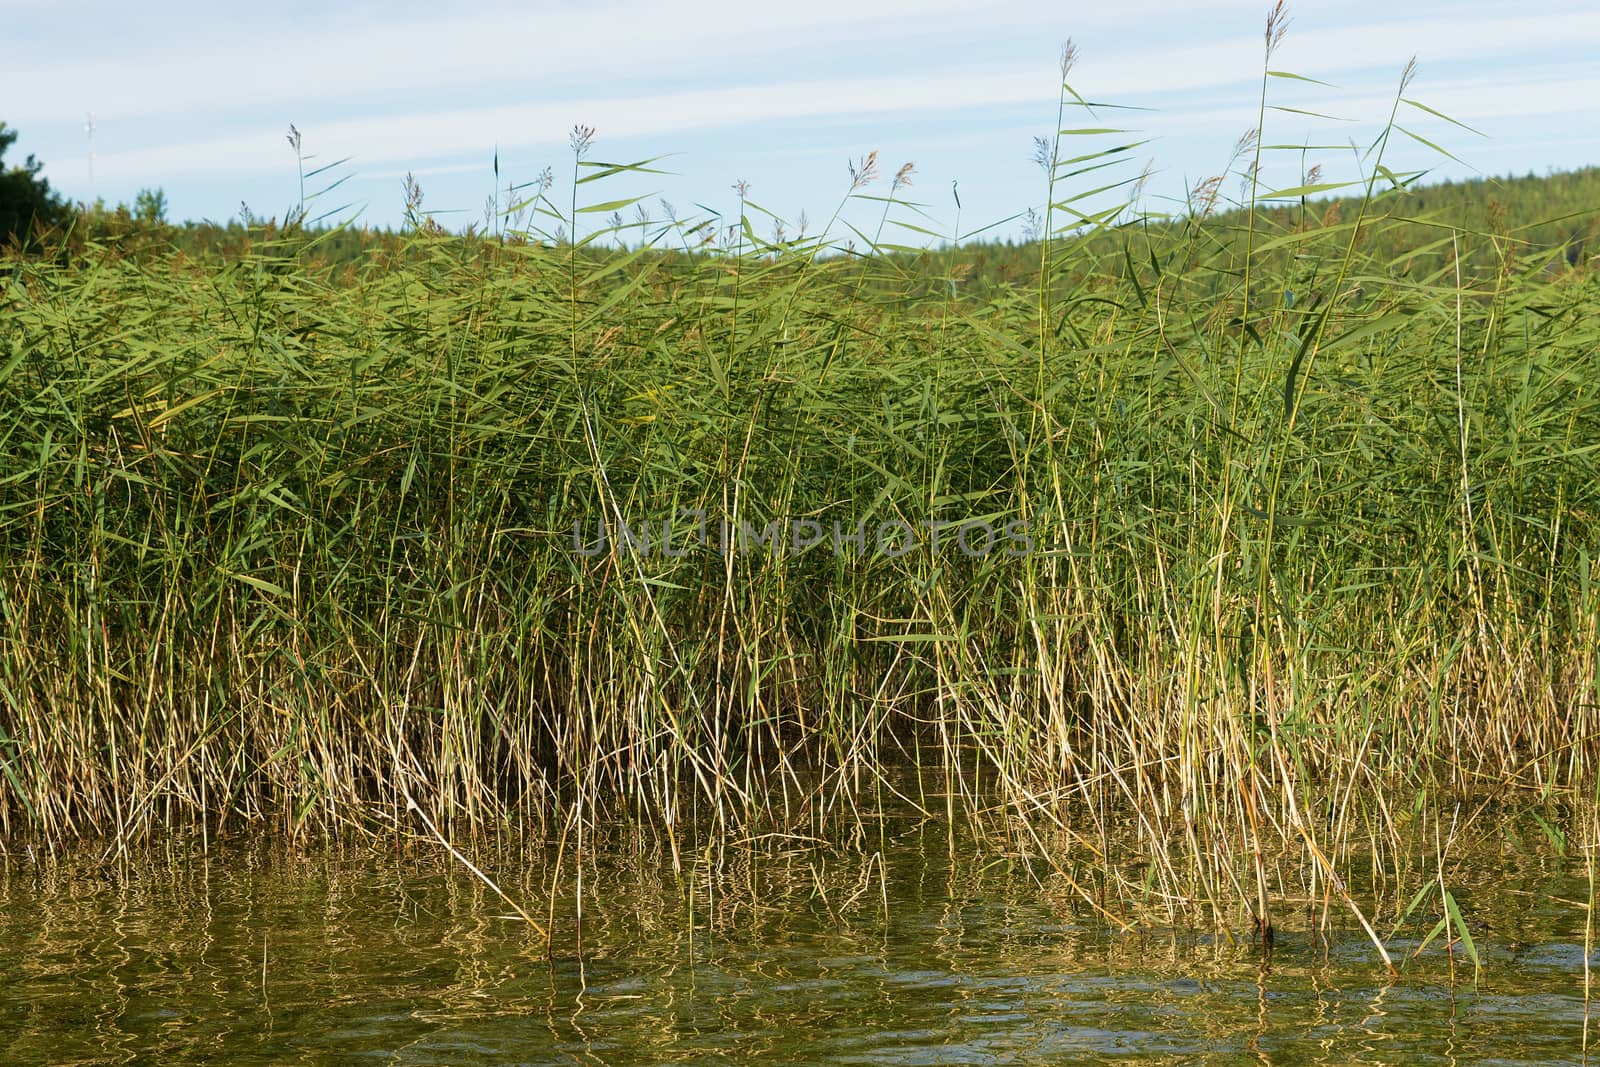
1060, 37, 1080, 79
1032, 136, 1053, 174
570, 123, 596, 158
286, 124, 306, 224
403, 171, 423, 219
1131, 159, 1155, 201
1231, 127, 1260, 166
1191, 175, 1224, 218
848, 150, 879, 190
1022, 206, 1043, 241
1265, 1, 1290, 56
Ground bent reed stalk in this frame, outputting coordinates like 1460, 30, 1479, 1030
2, 25, 1598, 945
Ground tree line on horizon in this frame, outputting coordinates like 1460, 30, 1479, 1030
3, 117, 1597, 288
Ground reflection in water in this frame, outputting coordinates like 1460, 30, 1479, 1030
0, 824, 1591, 1064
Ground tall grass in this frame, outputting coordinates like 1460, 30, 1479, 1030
1, 15, 1598, 948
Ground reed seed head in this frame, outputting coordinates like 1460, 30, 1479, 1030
570, 124, 596, 159
1191, 174, 1224, 218
1265, 1, 1290, 57
1032, 136, 1053, 174
848, 150, 879, 191
1400, 56, 1418, 93
1060, 38, 1080, 79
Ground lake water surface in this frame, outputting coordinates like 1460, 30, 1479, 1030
0, 823, 1592, 1064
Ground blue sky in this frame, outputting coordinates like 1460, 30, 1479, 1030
6, 0, 1599, 241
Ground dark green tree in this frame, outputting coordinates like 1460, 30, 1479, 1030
0, 123, 71, 250
132, 187, 168, 224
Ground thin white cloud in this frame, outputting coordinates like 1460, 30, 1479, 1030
27, 2, 1600, 199
58, 69, 1059, 182
59, 62, 1600, 189
3, 0, 1266, 124
1271, 9, 1600, 74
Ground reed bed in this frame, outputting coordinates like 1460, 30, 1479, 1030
1, 22, 1598, 947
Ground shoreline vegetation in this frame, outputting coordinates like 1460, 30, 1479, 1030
3, 14, 1598, 964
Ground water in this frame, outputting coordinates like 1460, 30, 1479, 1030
0, 825, 1592, 1064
